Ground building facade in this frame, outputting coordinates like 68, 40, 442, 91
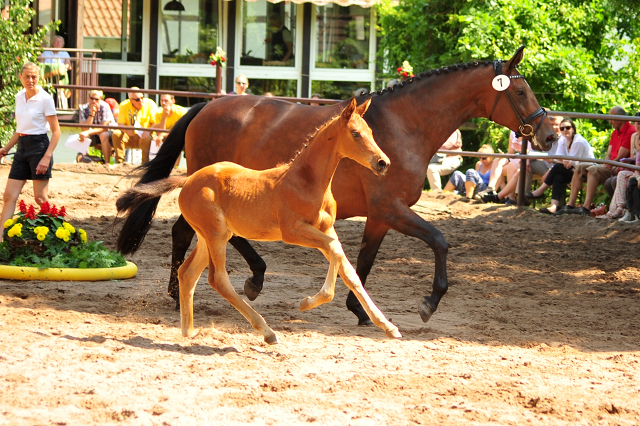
36, 0, 379, 103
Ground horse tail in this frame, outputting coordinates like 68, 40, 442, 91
116, 176, 187, 216
115, 102, 207, 254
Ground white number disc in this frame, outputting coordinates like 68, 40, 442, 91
492, 75, 510, 92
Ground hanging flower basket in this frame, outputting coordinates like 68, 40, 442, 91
0, 201, 136, 281
397, 60, 415, 79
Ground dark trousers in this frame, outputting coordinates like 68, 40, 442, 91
626, 177, 640, 216
544, 163, 574, 202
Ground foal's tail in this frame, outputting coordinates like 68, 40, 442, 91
115, 102, 207, 254
116, 176, 187, 217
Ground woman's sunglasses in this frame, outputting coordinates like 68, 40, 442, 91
480, 157, 488, 160
559, 126, 572, 131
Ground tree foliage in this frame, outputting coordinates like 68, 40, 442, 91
0, 0, 57, 143
377, 0, 639, 155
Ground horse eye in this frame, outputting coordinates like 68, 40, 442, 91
351, 131, 360, 138
516, 90, 525, 96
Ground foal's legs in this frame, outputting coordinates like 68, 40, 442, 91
204, 237, 278, 344
169, 215, 267, 307
288, 223, 400, 339
178, 236, 209, 337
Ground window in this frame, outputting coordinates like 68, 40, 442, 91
311, 80, 371, 100
84, 0, 144, 62
315, 4, 370, 70
99, 74, 145, 102
241, 0, 296, 67
161, 0, 220, 64
244, 78, 297, 97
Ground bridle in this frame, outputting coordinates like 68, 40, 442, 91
488, 59, 547, 138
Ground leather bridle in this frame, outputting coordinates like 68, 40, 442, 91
488, 59, 547, 138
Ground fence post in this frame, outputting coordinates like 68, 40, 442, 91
517, 138, 529, 208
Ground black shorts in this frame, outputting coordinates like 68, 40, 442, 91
8, 134, 53, 180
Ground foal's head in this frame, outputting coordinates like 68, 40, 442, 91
338, 98, 390, 176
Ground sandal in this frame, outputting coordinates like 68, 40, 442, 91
525, 191, 545, 200
596, 207, 624, 219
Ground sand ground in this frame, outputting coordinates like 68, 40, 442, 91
0, 163, 639, 425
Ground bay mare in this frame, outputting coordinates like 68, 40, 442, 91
117, 99, 401, 343
116, 46, 557, 326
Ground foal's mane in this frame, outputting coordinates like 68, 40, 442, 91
282, 113, 341, 166
361, 60, 504, 98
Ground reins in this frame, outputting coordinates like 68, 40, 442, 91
488, 59, 547, 138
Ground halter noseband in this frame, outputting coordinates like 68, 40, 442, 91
488, 59, 547, 138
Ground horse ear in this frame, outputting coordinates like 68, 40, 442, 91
342, 98, 358, 121
355, 98, 372, 116
506, 45, 525, 70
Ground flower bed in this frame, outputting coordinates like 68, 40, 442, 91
0, 201, 127, 270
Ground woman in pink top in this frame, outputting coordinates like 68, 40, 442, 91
0, 62, 61, 239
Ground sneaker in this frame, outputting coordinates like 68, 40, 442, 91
619, 211, 638, 223
481, 192, 501, 203
553, 205, 575, 216
571, 206, 591, 216
474, 187, 494, 201
503, 197, 516, 206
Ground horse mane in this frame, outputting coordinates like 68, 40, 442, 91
282, 113, 341, 166
361, 60, 504, 98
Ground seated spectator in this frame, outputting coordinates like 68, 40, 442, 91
1, 2, 9, 20
150, 94, 187, 161
41, 35, 71, 109
78, 90, 115, 163
426, 129, 463, 191
478, 131, 522, 204
104, 98, 119, 121
562, 106, 635, 215
524, 118, 595, 214
443, 144, 495, 200
111, 88, 158, 165
309, 93, 322, 106
605, 113, 640, 220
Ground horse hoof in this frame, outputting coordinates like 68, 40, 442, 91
244, 277, 262, 301
182, 328, 197, 338
265, 333, 279, 345
358, 318, 374, 327
299, 297, 312, 312
419, 298, 436, 323
386, 327, 402, 339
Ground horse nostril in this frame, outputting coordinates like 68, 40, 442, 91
378, 159, 388, 170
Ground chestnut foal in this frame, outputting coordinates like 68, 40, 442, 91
117, 98, 400, 343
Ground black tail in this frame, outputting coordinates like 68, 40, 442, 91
116, 102, 208, 254
116, 177, 186, 215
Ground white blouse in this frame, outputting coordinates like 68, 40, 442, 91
556, 134, 595, 166
15, 86, 56, 135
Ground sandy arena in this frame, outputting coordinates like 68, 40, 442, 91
0, 163, 639, 425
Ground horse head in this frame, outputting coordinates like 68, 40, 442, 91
339, 98, 390, 176
488, 46, 557, 151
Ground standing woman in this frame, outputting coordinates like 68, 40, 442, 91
0, 62, 60, 238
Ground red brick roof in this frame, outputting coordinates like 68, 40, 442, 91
84, 0, 124, 38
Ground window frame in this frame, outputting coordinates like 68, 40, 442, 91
233, 0, 304, 97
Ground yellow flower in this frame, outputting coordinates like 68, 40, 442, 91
62, 222, 75, 233
55, 227, 70, 240
37, 233, 46, 241
8, 223, 22, 238
78, 229, 87, 244
4, 218, 15, 228
63, 236, 69, 242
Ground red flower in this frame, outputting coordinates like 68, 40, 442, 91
210, 60, 216, 66
410, 73, 415, 78
26, 205, 37, 220
50, 205, 59, 217
58, 206, 66, 217
221, 57, 226, 62
397, 67, 402, 73
402, 71, 408, 77
18, 200, 27, 213
39, 201, 51, 215
16, 56, 20, 62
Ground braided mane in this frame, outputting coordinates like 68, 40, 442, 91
283, 113, 341, 166
361, 60, 502, 98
